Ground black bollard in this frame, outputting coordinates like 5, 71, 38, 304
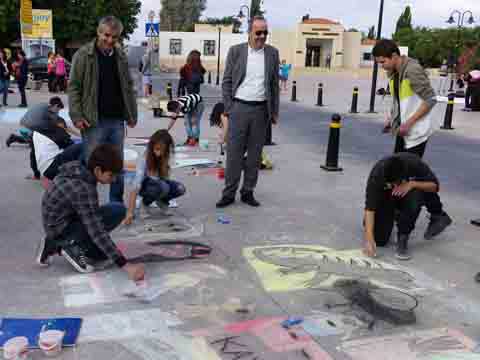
441, 93, 455, 130
316, 83, 324, 107
166, 82, 173, 101
291, 81, 298, 102
350, 86, 359, 113
448, 78, 455, 93
208, 71, 212, 84
321, 114, 343, 172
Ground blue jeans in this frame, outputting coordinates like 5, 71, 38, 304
139, 177, 186, 206
0, 79, 9, 105
48, 203, 126, 261
185, 102, 204, 139
83, 118, 125, 203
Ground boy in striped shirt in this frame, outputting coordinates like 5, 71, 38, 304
167, 94, 204, 146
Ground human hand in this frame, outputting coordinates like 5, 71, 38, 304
124, 263, 145, 283
123, 211, 135, 225
398, 122, 411, 137
363, 240, 377, 258
382, 119, 392, 133
392, 181, 413, 198
74, 119, 90, 130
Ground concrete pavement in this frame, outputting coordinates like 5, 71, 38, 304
0, 74, 480, 359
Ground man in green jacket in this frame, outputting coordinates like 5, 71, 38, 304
69, 16, 137, 203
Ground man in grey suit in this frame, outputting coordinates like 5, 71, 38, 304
216, 16, 280, 208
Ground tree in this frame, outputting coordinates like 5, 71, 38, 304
0, 0, 20, 48
160, 0, 206, 32
367, 26, 375, 39
0, 0, 141, 49
395, 6, 412, 36
198, 16, 242, 33
250, 0, 264, 18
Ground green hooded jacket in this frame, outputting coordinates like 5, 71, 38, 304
68, 39, 138, 127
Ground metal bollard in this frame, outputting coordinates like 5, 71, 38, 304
350, 86, 359, 113
291, 81, 298, 102
166, 82, 173, 101
208, 71, 212, 84
321, 114, 343, 172
316, 83, 324, 107
441, 93, 455, 130
448, 78, 455, 93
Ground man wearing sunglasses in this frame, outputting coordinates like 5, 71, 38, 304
217, 16, 280, 209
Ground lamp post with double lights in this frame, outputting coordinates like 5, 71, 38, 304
446, 10, 475, 63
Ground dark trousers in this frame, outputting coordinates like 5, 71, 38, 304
43, 144, 83, 180
139, 177, 186, 206
374, 190, 424, 246
18, 79, 27, 106
393, 136, 443, 217
223, 101, 268, 198
46, 203, 126, 260
465, 84, 472, 109
265, 120, 273, 145
393, 136, 427, 157
56, 75, 66, 92
48, 73, 56, 92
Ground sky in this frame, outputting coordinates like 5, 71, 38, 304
130, 0, 480, 44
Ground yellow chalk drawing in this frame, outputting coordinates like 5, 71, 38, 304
243, 245, 416, 293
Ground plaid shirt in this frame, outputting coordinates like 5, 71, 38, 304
42, 161, 127, 267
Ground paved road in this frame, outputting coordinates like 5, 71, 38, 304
0, 79, 479, 359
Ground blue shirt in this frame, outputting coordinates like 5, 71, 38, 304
280, 64, 292, 78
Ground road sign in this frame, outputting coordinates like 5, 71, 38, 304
145, 23, 159, 37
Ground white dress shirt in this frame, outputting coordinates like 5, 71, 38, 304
235, 46, 266, 102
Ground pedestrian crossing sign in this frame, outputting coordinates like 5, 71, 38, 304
145, 23, 160, 37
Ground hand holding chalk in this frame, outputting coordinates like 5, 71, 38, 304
124, 263, 145, 283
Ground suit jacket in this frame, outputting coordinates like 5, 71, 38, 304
222, 43, 280, 119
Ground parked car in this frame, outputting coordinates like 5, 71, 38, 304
28, 56, 71, 81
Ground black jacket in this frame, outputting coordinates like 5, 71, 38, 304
0, 60, 12, 81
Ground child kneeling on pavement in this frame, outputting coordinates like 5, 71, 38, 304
124, 130, 186, 225
37, 144, 145, 282
363, 153, 452, 260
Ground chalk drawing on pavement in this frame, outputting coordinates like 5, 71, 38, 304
60, 264, 227, 308
243, 245, 431, 293
337, 328, 479, 360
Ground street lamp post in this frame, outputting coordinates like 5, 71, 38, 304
446, 10, 475, 63
368, 0, 385, 113
216, 26, 221, 86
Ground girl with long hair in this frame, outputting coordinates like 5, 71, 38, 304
0, 49, 12, 106
180, 50, 206, 95
124, 130, 186, 224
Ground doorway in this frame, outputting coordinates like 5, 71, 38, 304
305, 39, 322, 67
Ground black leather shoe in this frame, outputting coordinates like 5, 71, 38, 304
265, 141, 277, 146
216, 196, 235, 208
241, 192, 260, 207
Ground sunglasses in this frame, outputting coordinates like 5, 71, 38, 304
255, 30, 269, 37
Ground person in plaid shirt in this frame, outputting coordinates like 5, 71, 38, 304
36, 144, 145, 281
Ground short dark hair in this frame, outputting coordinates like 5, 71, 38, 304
49, 96, 64, 109
248, 15, 267, 33
384, 156, 407, 184
167, 100, 180, 113
372, 39, 401, 58
87, 144, 123, 174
